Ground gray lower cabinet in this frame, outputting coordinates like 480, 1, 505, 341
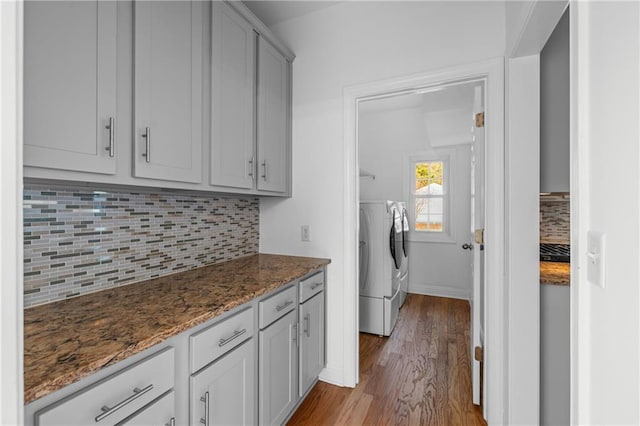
190, 340, 256, 426
24, 1, 117, 175
299, 292, 325, 398
118, 390, 175, 426
34, 347, 175, 426
26, 268, 326, 426
259, 309, 298, 425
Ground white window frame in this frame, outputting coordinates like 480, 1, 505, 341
404, 150, 456, 243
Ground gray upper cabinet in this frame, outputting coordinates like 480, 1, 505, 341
24, 1, 293, 196
257, 36, 290, 194
540, 8, 569, 193
134, 1, 203, 184
210, 3, 292, 196
24, 1, 117, 175
210, 2, 256, 190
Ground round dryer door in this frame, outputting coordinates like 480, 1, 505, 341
389, 209, 403, 270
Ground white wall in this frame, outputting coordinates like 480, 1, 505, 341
259, 1, 505, 386
358, 106, 473, 300
572, 2, 640, 424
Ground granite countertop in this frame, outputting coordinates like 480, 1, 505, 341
24, 253, 330, 404
540, 261, 570, 286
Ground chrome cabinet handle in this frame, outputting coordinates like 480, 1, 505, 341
94, 384, 154, 422
292, 323, 298, 344
304, 313, 311, 337
261, 160, 267, 181
105, 117, 115, 157
310, 283, 322, 290
200, 391, 210, 426
248, 157, 255, 178
218, 328, 247, 347
142, 127, 151, 163
276, 300, 294, 312
166, 418, 175, 426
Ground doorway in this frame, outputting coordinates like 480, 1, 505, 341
357, 78, 486, 405
345, 58, 504, 421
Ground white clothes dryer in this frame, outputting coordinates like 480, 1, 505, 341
359, 200, 403, 336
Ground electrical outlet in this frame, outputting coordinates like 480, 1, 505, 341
301, 225, 310, 242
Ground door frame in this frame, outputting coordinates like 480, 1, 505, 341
343, 57, 504, 423
0, 0, 25, 424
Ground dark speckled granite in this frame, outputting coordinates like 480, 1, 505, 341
24, 254, 330, 404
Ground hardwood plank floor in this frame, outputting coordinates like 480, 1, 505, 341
288, 294, 486, 425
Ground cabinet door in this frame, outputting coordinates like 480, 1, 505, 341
190, 340, 256, 426
259, 309, 297, 425
256, 37, 289, 193
299, 292, 325, 397
24, 1, 117, 174
134, 1, 203, 183
118, 391, 175, 426
210, 2, 256, 190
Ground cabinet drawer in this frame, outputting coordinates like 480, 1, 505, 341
299, 270, 324, 303
259, 284, 297, 329
35, 347, 175, 426
190, 307, 254, 373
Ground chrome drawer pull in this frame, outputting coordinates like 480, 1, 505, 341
218, 328, 247, 347
166, 418, 175, 426
94, 384, 154, 422
276, 300, 294, 312
105, 117, 115, 157
310, 283, 322, 290
200, 391, 210, 426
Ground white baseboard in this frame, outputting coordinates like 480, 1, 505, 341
409, 282, 471, 301
319, 366, 349, 388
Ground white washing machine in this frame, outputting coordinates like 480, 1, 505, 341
359, 200, 404, 336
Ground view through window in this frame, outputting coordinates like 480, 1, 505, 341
413, 160, 445, 232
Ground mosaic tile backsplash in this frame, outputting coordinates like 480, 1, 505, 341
23, 185, 259, 308
540, 199, 570, 244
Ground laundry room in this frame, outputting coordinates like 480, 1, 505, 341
358, 80, 485, 336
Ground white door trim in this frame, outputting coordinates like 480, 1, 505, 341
0, 0, 24, 423
343, 57, 505, 423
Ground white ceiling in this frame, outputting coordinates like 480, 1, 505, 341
243, 1, 343, 27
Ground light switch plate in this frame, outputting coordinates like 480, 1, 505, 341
587, 231, 606, 288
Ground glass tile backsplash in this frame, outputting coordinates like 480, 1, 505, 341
23, 185, 259, 308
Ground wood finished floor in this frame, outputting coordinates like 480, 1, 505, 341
287, 294, 486, 425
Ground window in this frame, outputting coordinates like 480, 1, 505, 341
406, 152, 454, 243
414, 160, 445, 232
